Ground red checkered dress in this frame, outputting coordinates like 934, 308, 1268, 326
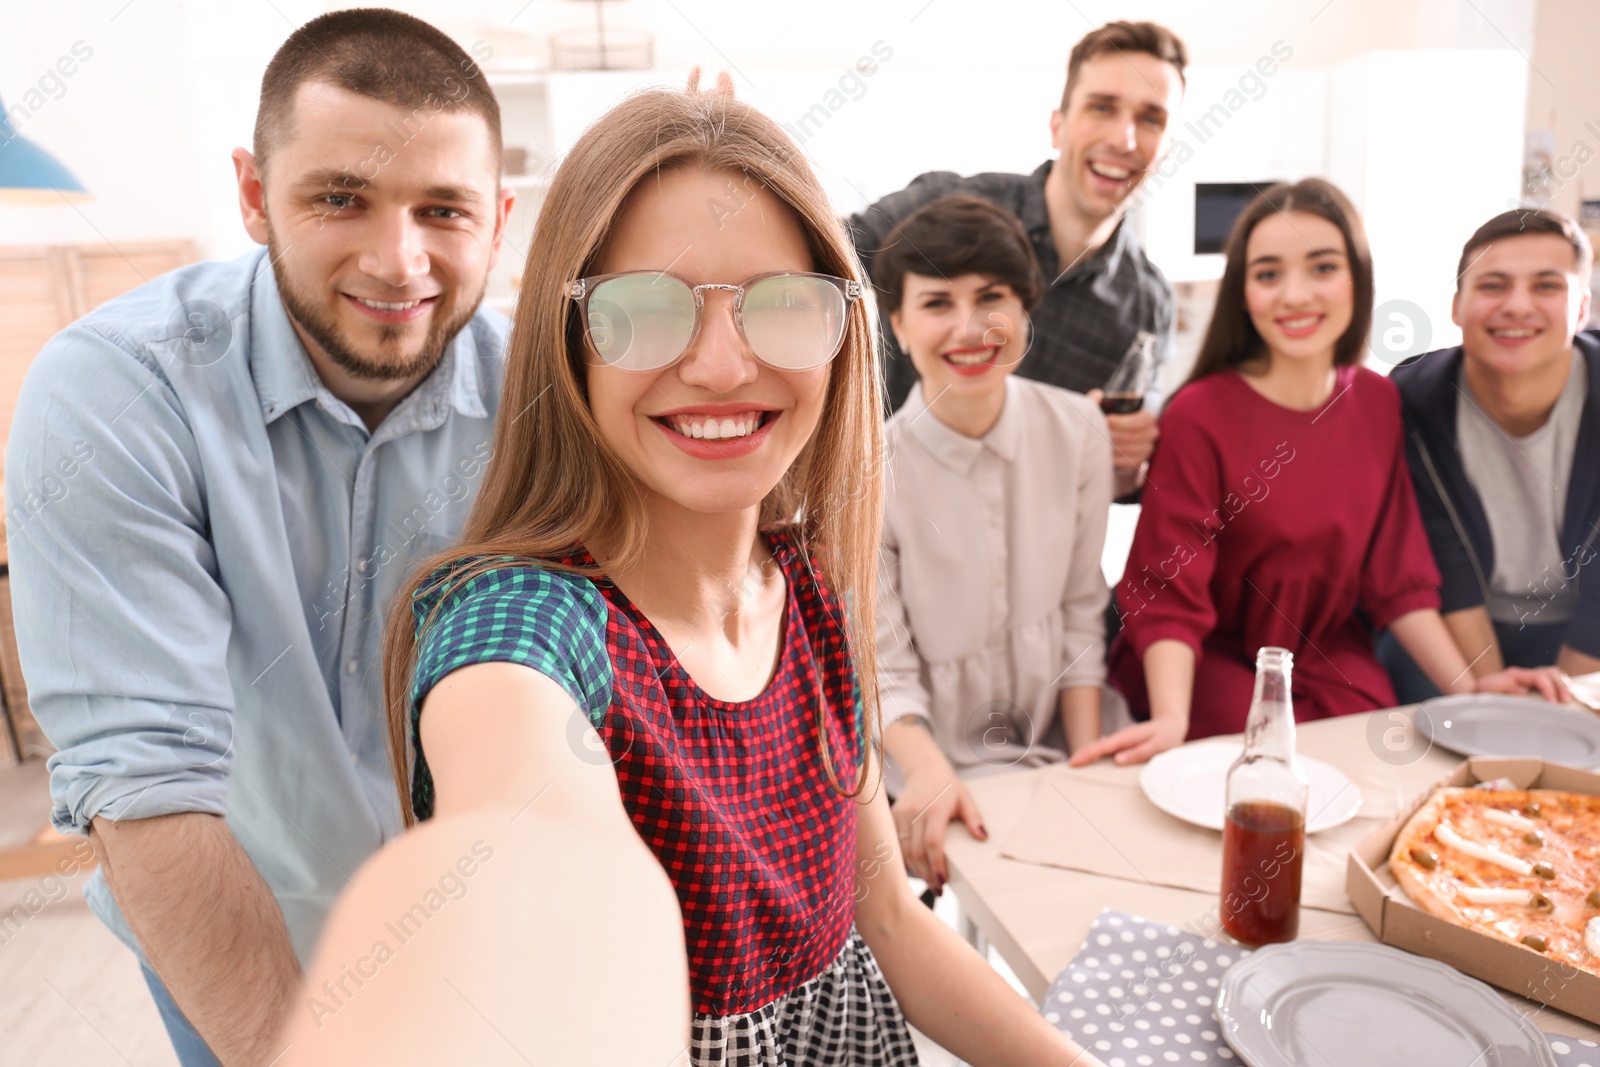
410, 527, 919, 1066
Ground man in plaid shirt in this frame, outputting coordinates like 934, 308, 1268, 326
850, 20, 1186, 499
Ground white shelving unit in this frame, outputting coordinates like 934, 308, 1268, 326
482, 65, 680, 317
486, 68, 556, 316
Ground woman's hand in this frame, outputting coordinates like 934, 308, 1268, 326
891, 763, 986, 894
1475, 666, 1571, 703
1068, 716, 1187, 767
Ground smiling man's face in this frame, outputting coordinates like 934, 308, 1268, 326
241, 80, 511, 386
1453, 233, 1591, 382
1050, 52, 1183, 228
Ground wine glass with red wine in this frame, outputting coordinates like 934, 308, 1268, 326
1100, 331, 1157, 415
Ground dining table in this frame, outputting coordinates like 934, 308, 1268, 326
941, 705, 1600, 1043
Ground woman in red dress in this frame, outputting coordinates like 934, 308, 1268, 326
1078, 179, 1564, 763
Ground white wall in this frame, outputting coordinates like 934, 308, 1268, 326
1330, 50, 1527, 357
397, 0, 1436, 74
2, 0, 201, 247
0, 0, 1554, 285
1524, 0, 1600, 220
1135, 65, 1330, 283
0, 0, 320, 255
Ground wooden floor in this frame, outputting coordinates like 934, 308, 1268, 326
0, 759, 176, 1066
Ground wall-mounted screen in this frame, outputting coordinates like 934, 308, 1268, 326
1194, 182, 1279, 255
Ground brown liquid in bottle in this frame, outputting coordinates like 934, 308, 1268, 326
1220, 800, 1305, 946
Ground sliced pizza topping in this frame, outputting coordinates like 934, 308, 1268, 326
1409, 848, 1438, 870
1481, 807, 1541, 833
1458, 887, 1536, 905
1435, 822, 1534, 876
1587, 917, 1600, 959
1522, 933, 1549, 952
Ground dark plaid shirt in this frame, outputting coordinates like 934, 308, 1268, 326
409, 528, 862, 1016
848, 160, 1175, 412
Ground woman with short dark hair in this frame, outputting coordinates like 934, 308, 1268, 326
873, 195, 1114, 892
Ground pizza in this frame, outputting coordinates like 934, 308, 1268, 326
1390, 786, 1600, 971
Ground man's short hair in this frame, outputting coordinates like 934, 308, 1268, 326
874, 195, 1044, 314
253, 7, 502, 179
1456, 208, 1594, 290
1060, 21, 1188, 112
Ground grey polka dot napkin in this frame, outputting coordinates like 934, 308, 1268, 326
1043, 908, 1600, 1066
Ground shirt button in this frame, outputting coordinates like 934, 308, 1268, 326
345, 658, 359, 675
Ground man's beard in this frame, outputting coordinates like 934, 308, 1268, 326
267, 232, 485, 383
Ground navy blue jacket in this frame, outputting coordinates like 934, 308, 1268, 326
1390, 329, 1600, 658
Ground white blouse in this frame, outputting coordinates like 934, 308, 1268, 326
876, 376, 1113, 777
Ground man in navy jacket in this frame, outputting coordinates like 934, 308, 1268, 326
1385, 209, 1600, 701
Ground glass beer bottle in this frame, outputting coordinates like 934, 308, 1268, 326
1219, 647, 1309, 946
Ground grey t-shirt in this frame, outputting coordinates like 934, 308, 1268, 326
1457, 348, 1587, 626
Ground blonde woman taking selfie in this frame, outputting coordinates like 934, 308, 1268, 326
280, 89, 1103, 1067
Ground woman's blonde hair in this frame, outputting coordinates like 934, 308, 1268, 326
382, 89, 885, 825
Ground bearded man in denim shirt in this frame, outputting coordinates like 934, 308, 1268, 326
6, 10, 516, 1064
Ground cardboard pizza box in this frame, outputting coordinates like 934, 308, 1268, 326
1347, 757, 1600, 1024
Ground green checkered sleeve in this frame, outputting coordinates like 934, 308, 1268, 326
407, 562, 612, 820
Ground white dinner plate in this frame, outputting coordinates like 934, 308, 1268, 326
1415, 693, 1600, 767
1138, 740, 1362, 834
1216, 941, 1556, 1066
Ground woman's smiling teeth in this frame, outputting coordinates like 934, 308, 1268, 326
945, 347, 997, 366
665, 412, 766, 440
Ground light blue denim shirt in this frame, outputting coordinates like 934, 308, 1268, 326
6, 248, 507, 963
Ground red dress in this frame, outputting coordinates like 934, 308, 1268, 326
1108, 366, 1442, 738
408, 529, 920, 1066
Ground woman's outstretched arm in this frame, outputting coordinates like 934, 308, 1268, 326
276, 663, 690, 1066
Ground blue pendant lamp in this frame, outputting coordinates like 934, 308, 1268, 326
0, 92, 89, 204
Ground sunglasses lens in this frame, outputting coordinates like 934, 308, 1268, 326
741, 275, 848, 370
587, 274, 695, 370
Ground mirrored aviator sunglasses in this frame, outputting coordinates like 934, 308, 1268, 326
566, 270, 862, 372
